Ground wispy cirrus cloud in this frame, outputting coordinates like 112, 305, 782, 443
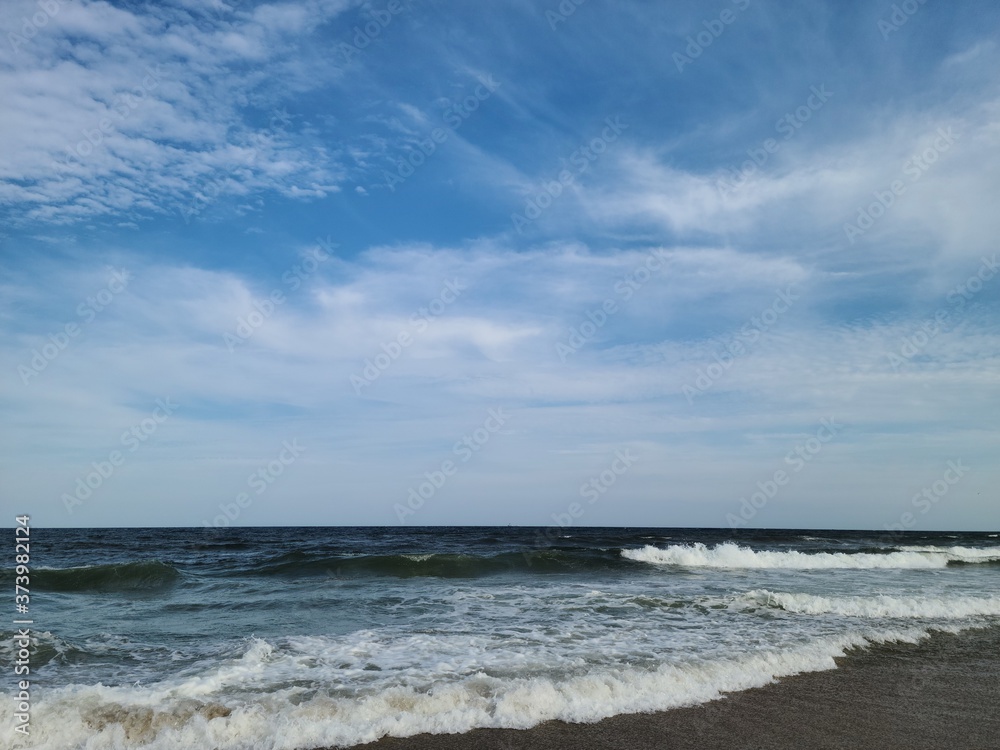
0, 0, 354, 225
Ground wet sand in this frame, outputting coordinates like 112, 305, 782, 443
356, 626, 1000, 750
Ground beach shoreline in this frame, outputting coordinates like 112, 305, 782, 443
356, 625, 1000, 750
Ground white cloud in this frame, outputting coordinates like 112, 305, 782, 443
0, 0, 353, 224
2, 238, 999, 526
574, 88, 1000, 271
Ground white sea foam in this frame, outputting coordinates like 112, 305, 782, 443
895, 545, 1000, 560
622, 542, 1000, 569
743, 590, 1000, 619
0, 629, 932, 750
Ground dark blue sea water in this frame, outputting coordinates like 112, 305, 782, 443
5, 526, 1000, 749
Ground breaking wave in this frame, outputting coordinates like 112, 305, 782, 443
621, 542, 1000, 569
743, 590, 1000, 619
32, 561, 181, 592
1, 630, 929, 750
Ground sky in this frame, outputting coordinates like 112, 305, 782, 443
1, 0, 999, 530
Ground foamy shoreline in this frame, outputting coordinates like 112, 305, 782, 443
356, 625, 1000, 750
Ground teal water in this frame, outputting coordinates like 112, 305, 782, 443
4, 526, 1000, 749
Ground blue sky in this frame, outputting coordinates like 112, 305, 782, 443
2, 0, 999, 529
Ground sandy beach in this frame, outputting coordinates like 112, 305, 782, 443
359, 626, 1000, 750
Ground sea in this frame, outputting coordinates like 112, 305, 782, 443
4, 526, 1000, 749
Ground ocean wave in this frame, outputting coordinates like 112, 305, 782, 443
0, 630, 931, 750
893, 545, 1000, 563
252, 549, 623, 578
0, 630, 184, 673
742, 590, 1000, 619
621, 542, 1000, 569
30, 544, 999, 586
32, 561, 181, 592
0, 630, 73, 669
